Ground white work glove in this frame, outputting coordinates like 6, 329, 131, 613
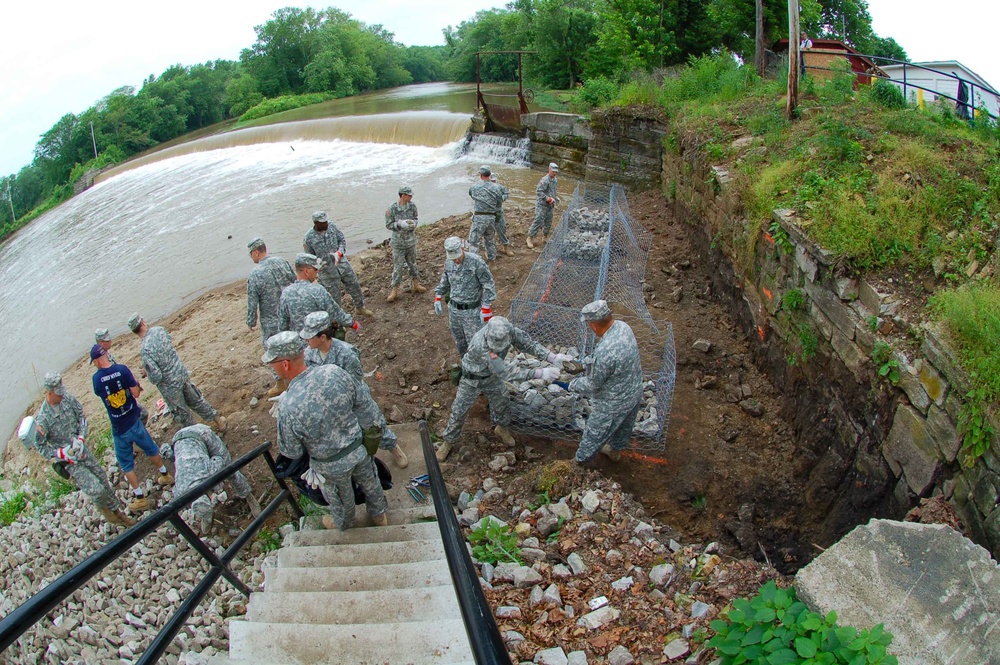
55, 445, 78, 464
547, 352, 573, 367
535, 367, 560, 381
333, 251, 343, 265
301, 468, 326, 489
395, 221, 408, 231
315, 257, 326, 271
434, 296, 443, 316
268, 392, 285, 419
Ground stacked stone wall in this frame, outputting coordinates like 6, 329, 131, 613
521, 112, 590, 178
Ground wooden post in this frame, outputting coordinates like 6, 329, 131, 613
755, 0, 765, 77
786, 0, 800, 119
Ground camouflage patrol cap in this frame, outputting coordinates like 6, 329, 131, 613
262, 331, 306, 363
489, 174, 498, 182
295, 253, 321, 269
312, 211, 329, 223
485, 316, 514, 352
43, 372, 64, 396
299, 311, 332, 340
127, 313, 143, 333
247, 237, 265, 253
444, 236, 463, 260
398, 185, 413, 196
581, 299, 612, 322
549, 162, 559, 173
95, 328, 112, 342
479, 165, 491, 177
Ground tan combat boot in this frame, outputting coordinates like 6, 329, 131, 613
372, 512, 389, 526
434, 441, 452, 462
412, 282, 427, 294
391, 445, 408, 468
99, 507, 135, 527
386, 287, 399, 303
211, 415, 227, 434
502, 245, 515, 257
128, 495, 150, 512
358, 306, 375, 317
158, 471, 175, 486
267, 378, 288, 398
600, 444, 622, 462
494, 425, 515, 446
526, 236, 534, 249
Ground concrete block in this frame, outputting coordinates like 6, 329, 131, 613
795, 520, 1000, 665
246, 586, 462, 625
918, 362, 948, 406
275, 539, 444, 568
883, 404, 941, 495
925, 405, 961, 463
265, 559, 452, 593
283, 521, 441, 548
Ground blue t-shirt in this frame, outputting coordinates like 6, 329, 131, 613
92, 364, 141, 435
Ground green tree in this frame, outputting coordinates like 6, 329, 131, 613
241, 7, 324, 96
529, 0, 599, 88
403, 46, 447, 83
225, 72, 264, 117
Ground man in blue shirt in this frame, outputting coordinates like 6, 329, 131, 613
91, 345, 173, 512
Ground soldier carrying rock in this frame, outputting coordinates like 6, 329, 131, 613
279, 253, 359, 337
434, 236, 496, 356
303, 211, 374, 317
384, 185, 427, 303
246, 236, 296, 397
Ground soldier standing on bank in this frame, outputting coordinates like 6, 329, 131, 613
435, 316, 571, 462
20, 372, 134, 526
303, 211, 374, 317
434, 236, 496, 356
468, 165, 505, 261
568, 300, 643, 463
129, 314, 227, 433
94, 329, 117, 364
489, 172, 515, 257
384, 185, 427, 302
527, 162, 559, 249
264, 331, 389, 531
246, 236, 296, 397
279, 253, 358, 336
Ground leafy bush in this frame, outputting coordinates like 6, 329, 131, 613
869, 80, 907, 110
708, 581, 898, 664
782, 289, 805, 312
468, 519, 522, 564
871, 341, 901, 385
238, 93, 334, 122
572, 76, 619, 111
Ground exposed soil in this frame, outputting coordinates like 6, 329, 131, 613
4, 188, 814, 570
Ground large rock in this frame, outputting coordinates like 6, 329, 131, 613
795, 519, 1000, 665
883, 404, 941, 495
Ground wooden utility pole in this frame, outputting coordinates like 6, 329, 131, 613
786, 0, 800, 119
755, 0, 765, 77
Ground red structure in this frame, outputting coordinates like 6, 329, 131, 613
773, 38, 887, 85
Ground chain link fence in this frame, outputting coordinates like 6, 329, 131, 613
502, 183, 675, 451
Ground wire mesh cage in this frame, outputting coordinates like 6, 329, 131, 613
502, 183, 675, 451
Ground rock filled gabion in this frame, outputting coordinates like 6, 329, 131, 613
561, 207, 609, 261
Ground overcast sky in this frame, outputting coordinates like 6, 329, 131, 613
2, 1, 998, 177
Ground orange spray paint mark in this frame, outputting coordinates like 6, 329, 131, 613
762, 287, 773, 301
764, 233, 775, 244
757, 326, 765, 341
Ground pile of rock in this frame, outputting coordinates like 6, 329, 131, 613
560, 206, 610, 260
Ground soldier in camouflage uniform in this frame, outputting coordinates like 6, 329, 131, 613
434, 236, 496, 356
129, 314, 226, 433
300, 311, 407, 468
24, 372, 132, 526
246, 237, 296, 396
527, 162, 559, 249
265, 331, 388, 531
385, 185, 427, 302
489, 172, 515, 257
568, 300, 643, 463
468, 165, 505, 261
436, 316, 571, 461
95, 329, 117, 364
303, 211, 373, 317
279, 253, 359, 335
161, 424, 260, 535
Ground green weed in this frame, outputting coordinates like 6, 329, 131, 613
871, 341, 901, 386
782, 289, 805, 312
0, 491, 28, 526
257, 526, 282, 553
468, 520, 522, 565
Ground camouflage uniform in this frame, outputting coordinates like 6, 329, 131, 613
278, 280, 355, 334
569, 320, 643, 462
441, 320, 551, 444
141, 326, 218, 428
305, 341, 399, 452
169, 424, 251, 523
435, 251, 496, 355
528, 172, 558, 239
493, 181, 511, 246
277, 365, 387, 531
468, 180, 505, 260
247, 256, 296, 346
35, 393, 122, 511
303, 225, 365, 309
385, 201, 420, 287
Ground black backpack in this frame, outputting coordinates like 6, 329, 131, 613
274, 452, 393, 506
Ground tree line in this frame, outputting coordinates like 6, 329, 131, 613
0, 0, 904, 240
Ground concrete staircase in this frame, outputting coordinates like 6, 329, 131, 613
211, 425, 476, 664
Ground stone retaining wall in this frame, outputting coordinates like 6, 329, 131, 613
521, 112, 590, 178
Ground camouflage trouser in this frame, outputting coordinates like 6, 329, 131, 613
315, 446, 387, 531
260, 318, 280, 379
496, 210, 510, 246
575, 401, 641, 463
469, 214, 497, 260
447, 305, 484, 356
441, 375, 510, 443
68, 448, 123, 511
389, 241, 419, 287
159, 380, 218, 428
338, 260, 365, 309
528, 203, 554, 238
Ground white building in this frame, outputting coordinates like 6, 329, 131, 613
880, 61, 999, 119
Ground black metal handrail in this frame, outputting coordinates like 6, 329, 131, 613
418, 420, 512, 665
0, 441, 305, 663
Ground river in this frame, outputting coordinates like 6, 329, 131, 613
0, 82, 575, 443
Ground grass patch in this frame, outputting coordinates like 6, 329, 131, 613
91, 427, 113, 461
257, 526, 282, 553
0, 491, 28, 526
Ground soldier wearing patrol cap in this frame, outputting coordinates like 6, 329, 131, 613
246, 236, 296, 397
279, 253, 359, 336
94, 329, 117, 364
304, 211, 374, 317
468, 165, 505, 261
434, 236, 496, 356
567, 300, 642, 463
264, 331, 389, 530
527, 162, 559, 249
385, 185, 427, 302
489, 172, 515, 257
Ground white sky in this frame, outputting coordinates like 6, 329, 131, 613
2, 1, 998, 177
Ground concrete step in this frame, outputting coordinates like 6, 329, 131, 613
299, 504, 437, 530
264, 558, 453, 592
246, 586, 462, 625
283, 520, 441, 547
228, 618, 475, 664
275, 539, 444, 568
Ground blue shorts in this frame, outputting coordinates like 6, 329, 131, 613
112, 419, 160, 473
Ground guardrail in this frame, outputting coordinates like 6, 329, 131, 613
0, 441, 304, 663
418, 420, 512, 665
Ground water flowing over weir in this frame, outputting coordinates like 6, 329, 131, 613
459, 134, 532, 166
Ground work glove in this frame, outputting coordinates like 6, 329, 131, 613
547, 352, 573, 367
434, 295, 443, 316
481, 305, 492, 323
407, 220, 417, 231
315, 258, 326, 272
55, 447, 77, 464
301, 468, 326, 490
268, 392, 285, 419
395, 221, 408, 231
333, 251, 343, 265
535, 367, 560, 381
350, 320, 360, 332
